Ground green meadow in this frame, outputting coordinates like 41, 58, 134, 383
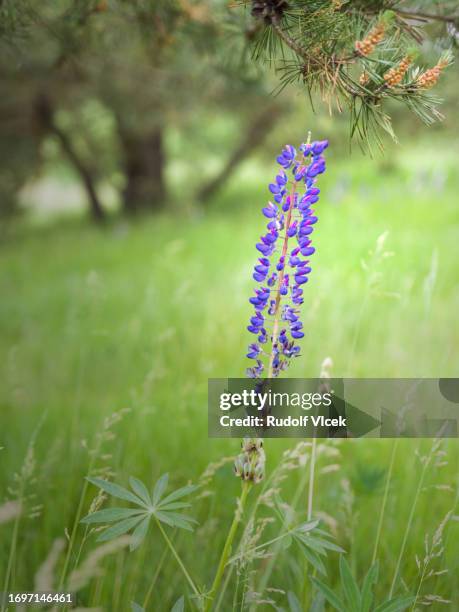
1, 140, 458, 610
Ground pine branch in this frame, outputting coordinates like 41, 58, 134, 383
388, 9, 459, 25
240, 0, 456, 146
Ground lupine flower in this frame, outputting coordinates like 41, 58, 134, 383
234, 438, 265, 483
246, 134, 329, 379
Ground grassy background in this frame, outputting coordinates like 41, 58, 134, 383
1, 139, 459, 610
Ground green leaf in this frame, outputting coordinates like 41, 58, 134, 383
87, 477, 146, 507
374, 596, 415, 612
155, 510, 176, 527
295, 534, 326, 556
361, 562, 378, 612
81, 508, 145, 524
158, 484, 199, 507
129, 477, 152, 507
296, 519, 320, 533
299, 543, 327, 575
130, 516, 150, 551
164, 512, 197, 532
287, 591, 302, 612
273, 494, 294, 528
96, 515, 145, 542
131, 603, 145, 612
152, 474, 169, 505
158, 502, 192, 511
170, 596, 185, 612
310, 592, 325, 612
311, 577, 346, 612
339, 555, 361, 610
307, 535, 346, 554
166, 512, 198, 524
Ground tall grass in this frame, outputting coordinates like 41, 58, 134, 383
1, 143, 458, 609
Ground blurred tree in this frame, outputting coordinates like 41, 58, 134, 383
0, 0, 280, 220
35, 95, 105, 222
238, 0, 458, 147
1, 1, 456, 221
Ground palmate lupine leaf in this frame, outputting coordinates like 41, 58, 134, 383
129, 476, 152, 506
272, 495, 343, 575
170, 596, 185, 612
312, 559, 415, 612
300, 541, 327, 575
294, 524, 345, 576
87, 477, 148, 506
152, 473, 169, 504
274, 509, 341, 575
81, 473, 199, 551
81, 507, 145, 523
97, 515, 147, 543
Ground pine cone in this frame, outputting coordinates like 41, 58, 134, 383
251, 0, 289, 24
355, 22, 385, 56
384, 55, 413, 87
417, 58, 449, 89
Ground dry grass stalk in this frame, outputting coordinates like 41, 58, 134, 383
67, 535, 131, 592
0, 500, 22, 525
34, 538, 66, 592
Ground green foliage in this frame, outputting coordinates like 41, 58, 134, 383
82, 474, 199, 550
0, 0, 269, 216
312, 558, 415, 612
0, 145, 458, 608
272, 495, 345, 575
170, 596, 185, 612
241, 0, 457, 145
287, 590, 303, 612
130, 599, 184, 612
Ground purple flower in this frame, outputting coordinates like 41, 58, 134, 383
247, 343, 261, 359
262, 202, 278, 218
287, 221, 298, 238
246, 135, 329, 378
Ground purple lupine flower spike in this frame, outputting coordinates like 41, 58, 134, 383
246, 134, 329, 379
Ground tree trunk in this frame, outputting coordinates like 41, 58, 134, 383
35, 96, 105, 223
198, 103, 284, 205
119, 127, 166, 214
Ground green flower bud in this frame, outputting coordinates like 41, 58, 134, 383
234, 437, 266, 484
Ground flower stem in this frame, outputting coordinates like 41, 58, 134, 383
268, 181, 297, 378
372, 439, 398, 564
389, 444, 431, 598
307, 436, 317, 520
251, 465, 310, 610
143, 543, 169, 609
204, 481, 251, 612
411, 559, 428, 612
155, 518, 200, 599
